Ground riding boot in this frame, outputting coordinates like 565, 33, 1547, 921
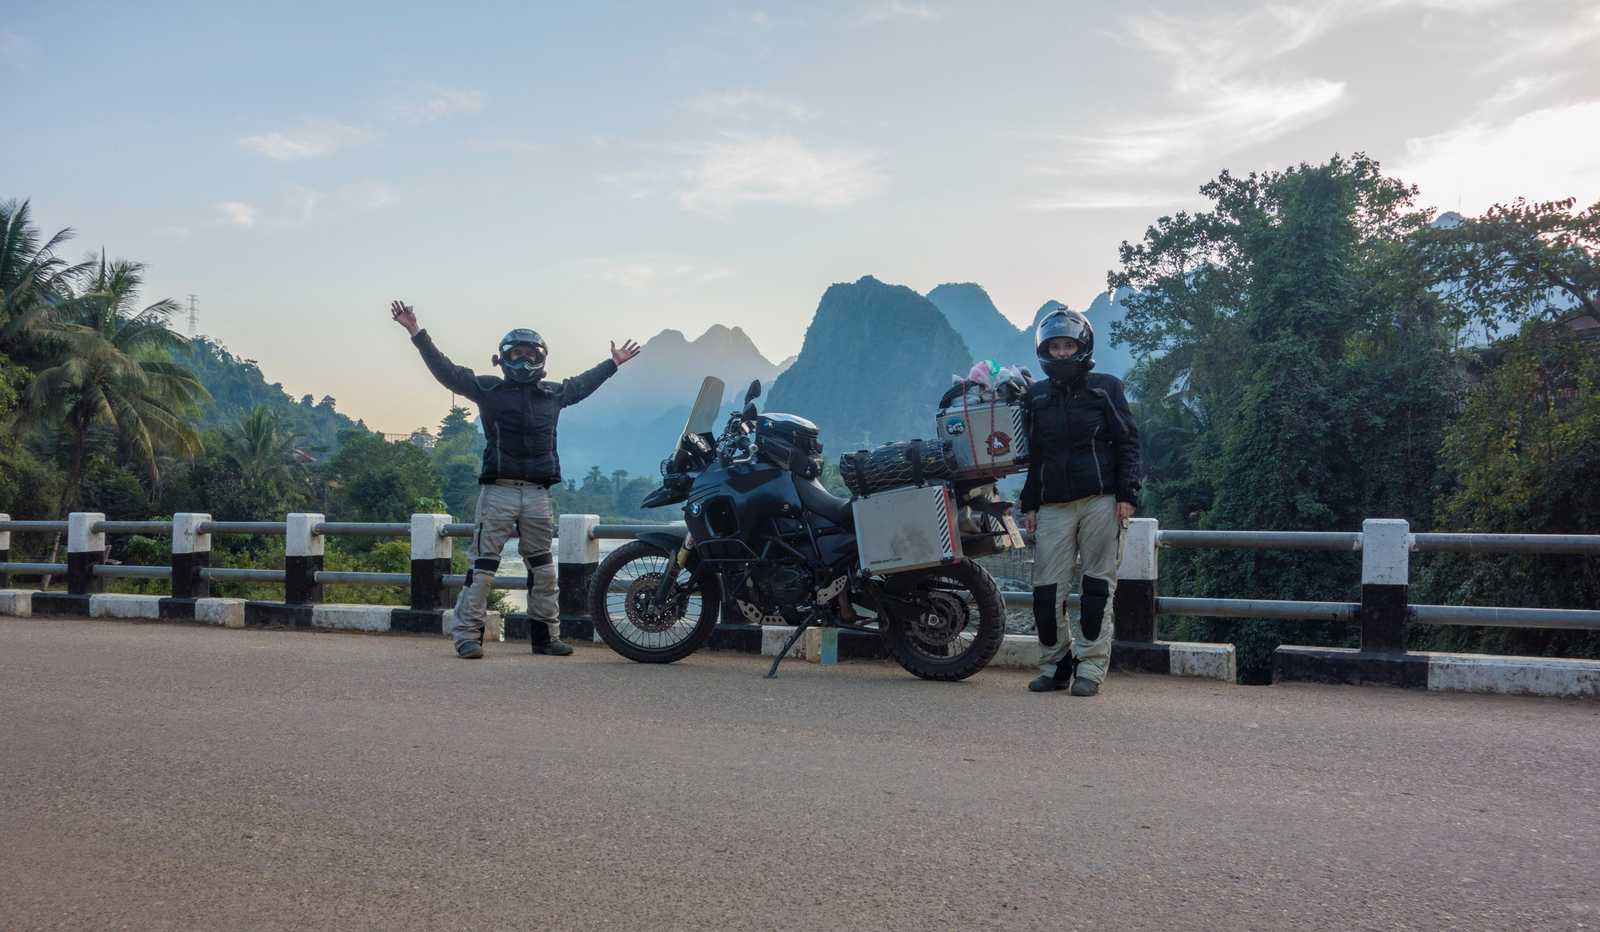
530, 619, 573, 656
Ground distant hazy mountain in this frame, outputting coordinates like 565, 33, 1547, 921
558, 324, 783, 477
925, 282, 1034, 365
765, 276, 973, 451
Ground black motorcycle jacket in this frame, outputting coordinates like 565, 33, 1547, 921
1020, 372, 1141, 512
411, 329, 617, 485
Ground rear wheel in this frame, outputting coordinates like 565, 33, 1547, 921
877, 559, 1005, 681
588, 540, 721, 663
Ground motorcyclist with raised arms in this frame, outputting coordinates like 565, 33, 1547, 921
391, 299, 640, 659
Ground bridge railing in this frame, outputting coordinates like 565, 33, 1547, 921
2, 510, 1597, 682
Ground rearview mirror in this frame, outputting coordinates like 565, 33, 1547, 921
742, 402, 758, 421
745, 380, 761, 403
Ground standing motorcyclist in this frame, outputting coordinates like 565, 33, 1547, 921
1019, 308, 1140, 696
391, 300, 640, 659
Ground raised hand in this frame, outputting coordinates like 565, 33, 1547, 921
390, 300, 419, 336
610, 339, 641, 366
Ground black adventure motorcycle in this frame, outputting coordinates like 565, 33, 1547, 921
587, 377, 1007, 680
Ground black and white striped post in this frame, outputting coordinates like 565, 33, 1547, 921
1111, 517, 1169, 672
1275, 518, 1427, 687
285, 513, 324, 607
1116, 518, 1159, 641
409, 513, 452, 611
67, 512, 106, 597
1359, 518, 1411, 653
171, 513, 212, 600
0, 513, 9, 590
557, 513, 600, 641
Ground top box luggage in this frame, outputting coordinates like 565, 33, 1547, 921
935, 394, 1029, 480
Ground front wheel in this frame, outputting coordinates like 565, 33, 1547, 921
588, 540, 721, 663
876, 559, 1005, 681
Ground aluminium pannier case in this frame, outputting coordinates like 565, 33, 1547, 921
852, 482, 963, 575
935, 397, 1029, 479
838, 439, 956, 497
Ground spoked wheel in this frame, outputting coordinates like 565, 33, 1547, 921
877, 559, 1005, 681
588, 540, 721, 663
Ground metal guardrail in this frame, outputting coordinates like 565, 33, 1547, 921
313, 523, 409, 537
200, 567, 285, 583
94, 565, 172, 579
0, 562, 67, 575
1156, 596, 1359, 622
198, 522, 287, 536
1410, 604, 1600, 630
315, 571, 410, 586
1410, 533, 1600, 555
441, 523, 475, 538
92, 521, 172, 535
0, 520, 67, 533
1158, 530, 1363, 552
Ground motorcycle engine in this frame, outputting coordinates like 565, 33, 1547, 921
749, 562, 814, 607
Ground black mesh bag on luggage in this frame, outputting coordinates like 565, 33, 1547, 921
838, 439, 957, 496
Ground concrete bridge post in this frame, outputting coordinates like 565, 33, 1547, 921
67, 512, 106, 597
557, 513, 601, 641
285, 513, 325, 607
0, 513, 9, 590
1115, 518, 1160, 642
171, 513, 212, 600
1359, 519, 1411, 653
408, 513, 453, 611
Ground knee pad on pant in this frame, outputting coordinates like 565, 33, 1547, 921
465, 557, 500, 589
1033, 585, 1059, 646
1081, 575, 1111, 641
524, 552, 552, 577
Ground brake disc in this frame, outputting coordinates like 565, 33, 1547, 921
624, 572, 686, 633
910, 589, 970, 647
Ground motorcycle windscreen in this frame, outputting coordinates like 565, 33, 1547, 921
682, 376, 725, 439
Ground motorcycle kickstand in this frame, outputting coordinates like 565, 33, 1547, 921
765, 609, 820, 679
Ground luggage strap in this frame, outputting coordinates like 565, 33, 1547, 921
908, 439, 924, 486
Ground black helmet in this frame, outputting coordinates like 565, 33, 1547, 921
1035, 309, 1094, 383
496, 328, 548, 383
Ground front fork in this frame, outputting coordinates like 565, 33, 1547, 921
652, 533, 697, 603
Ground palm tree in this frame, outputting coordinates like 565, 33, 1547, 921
220, 405, 309, 505
0, 199, 90, 360
27, 253, 208, 517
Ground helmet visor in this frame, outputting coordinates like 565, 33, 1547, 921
500, 342, 546, 364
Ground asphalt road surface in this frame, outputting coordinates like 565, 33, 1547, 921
2, 617, 1597, 931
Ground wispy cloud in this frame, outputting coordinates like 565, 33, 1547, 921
1393, 98, 1600, 213
239, 119, 376, 160
1490, 5, 1600, 62
679, 90, 815, 122
463, 136, 546, 155
339, 181, 397, 210
675, 133, 887, 211
1068, 6, 1351, 172
577, 258, 736, 292
1028, 189, 1202, 211
214, 202, 259, 227
388, 86, 485, 124
859, 1, 943, 25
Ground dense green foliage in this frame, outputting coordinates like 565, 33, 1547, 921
1110, 157, 1599, 680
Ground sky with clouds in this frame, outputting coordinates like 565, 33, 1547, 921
3, 0, 1597, 433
